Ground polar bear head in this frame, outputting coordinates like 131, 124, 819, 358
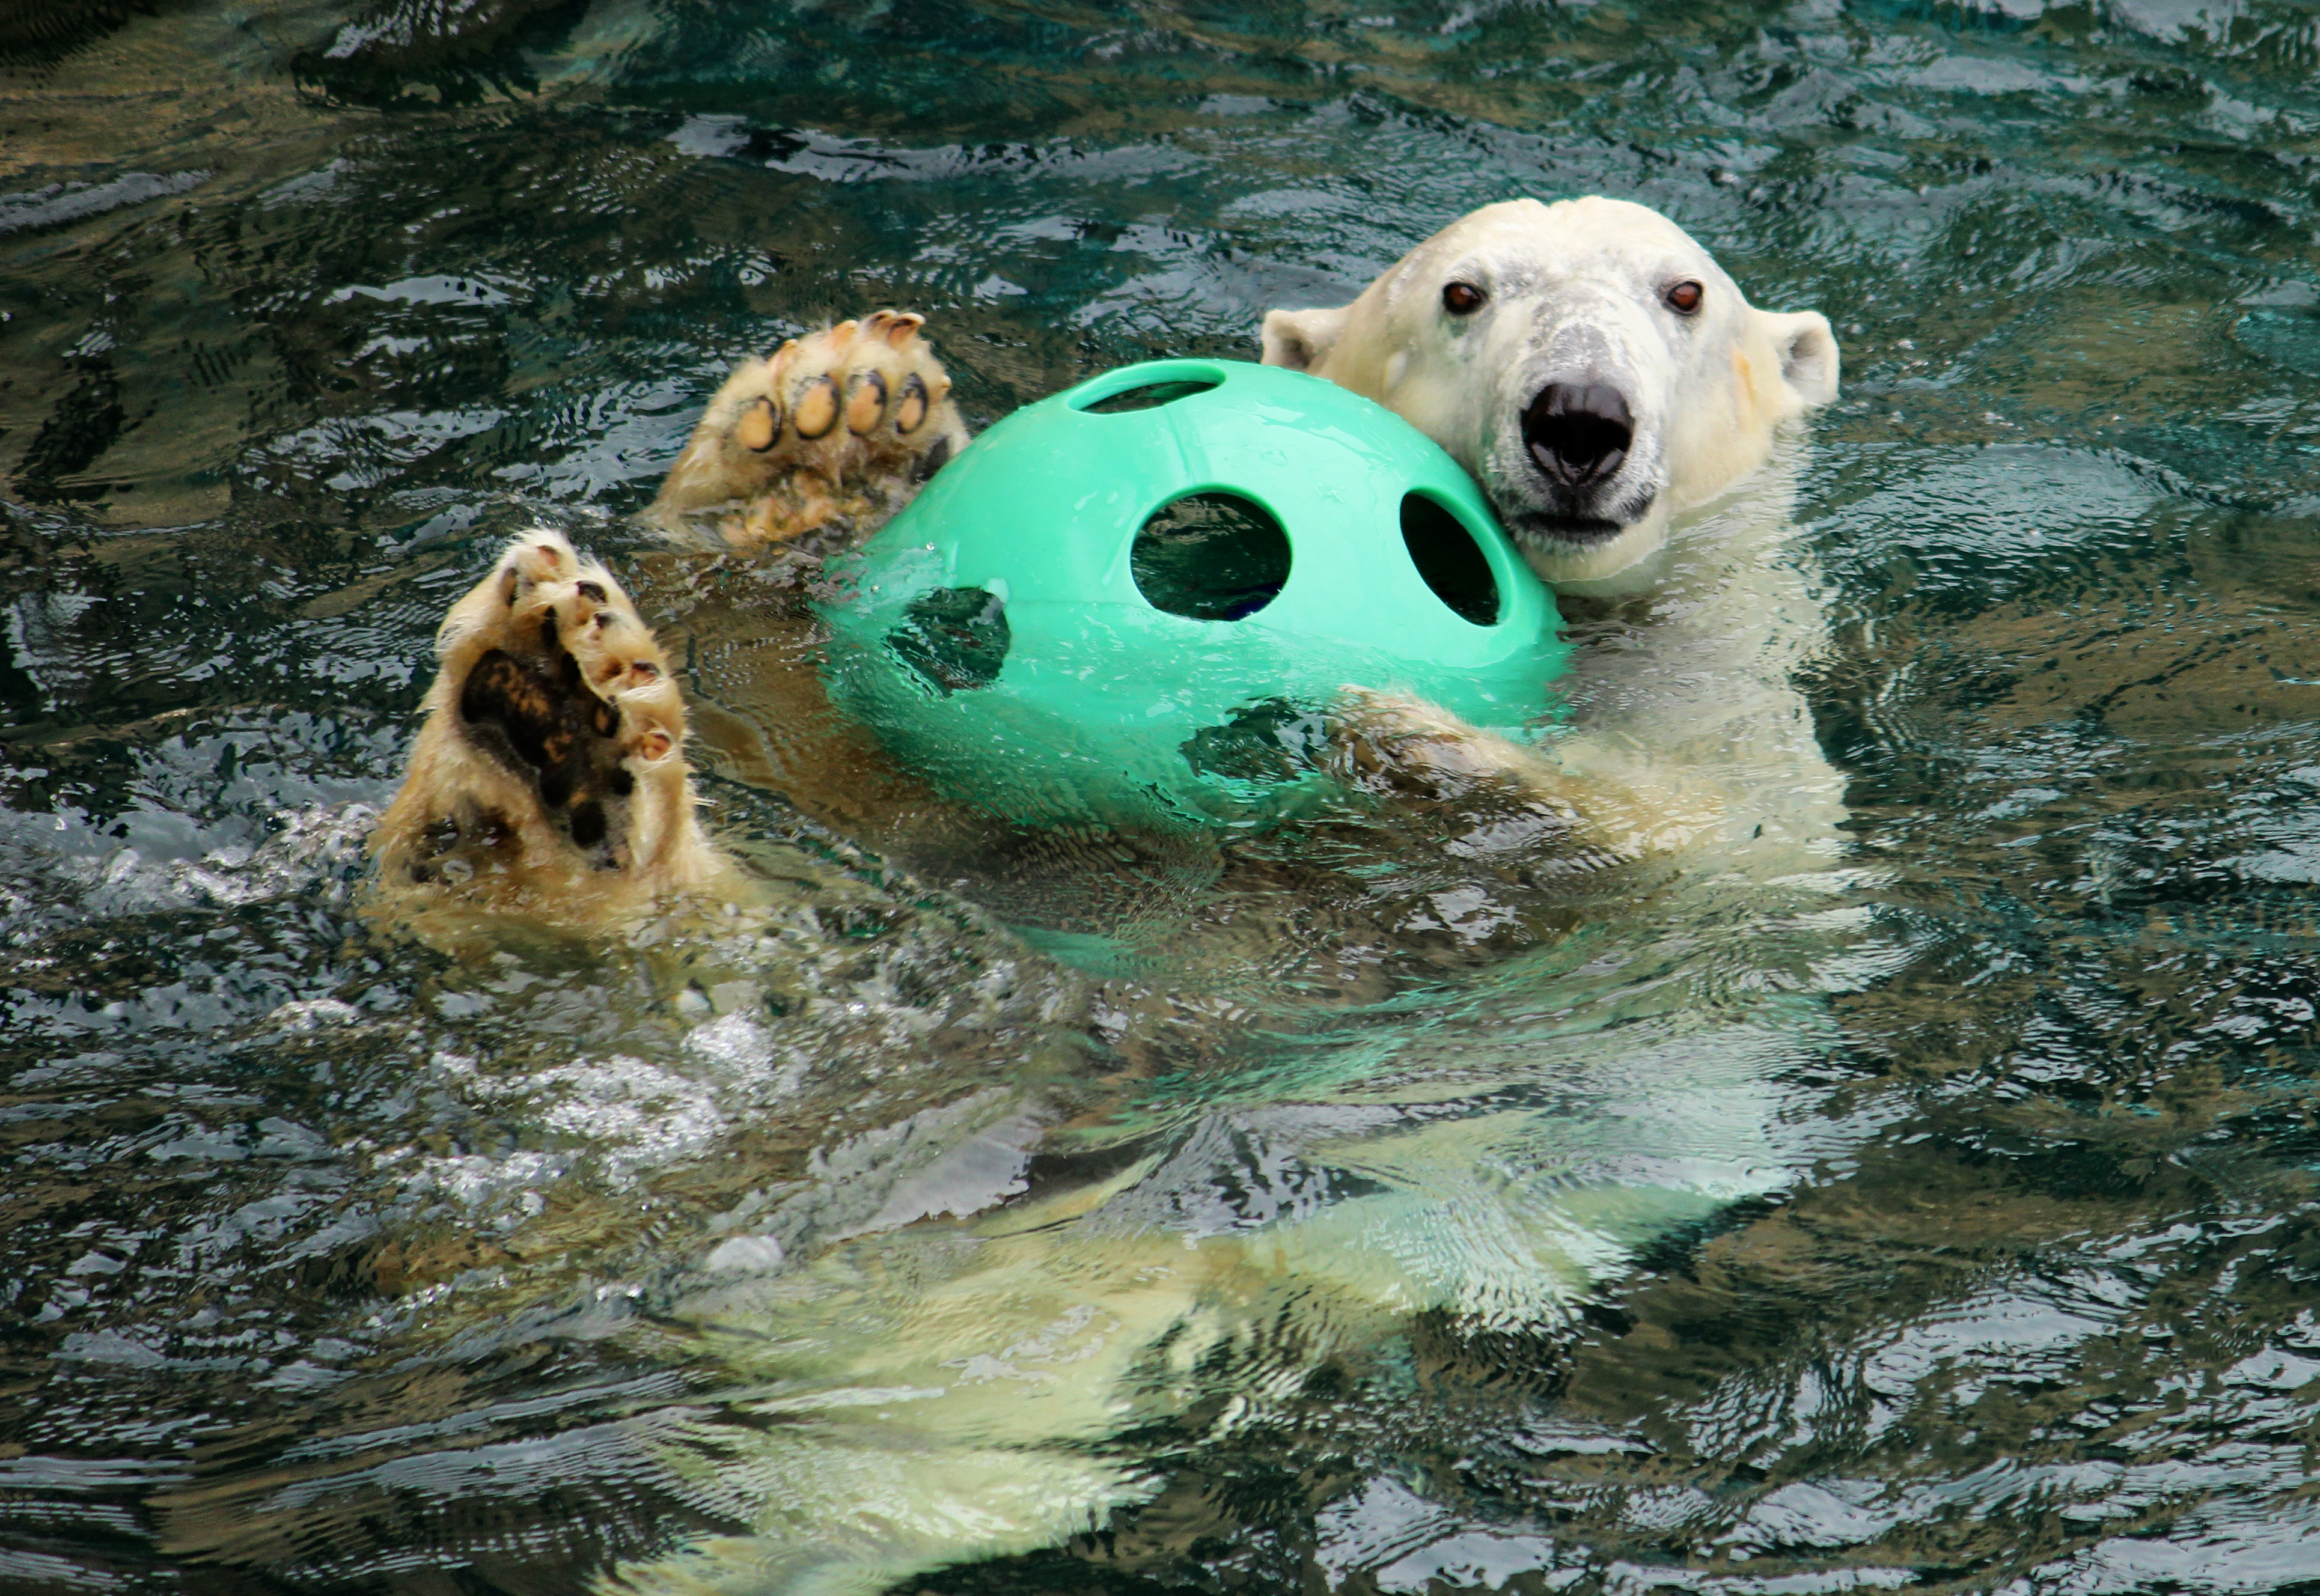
1261, 196, 1839, 586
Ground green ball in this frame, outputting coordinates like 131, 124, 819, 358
818, 359, 1571, 829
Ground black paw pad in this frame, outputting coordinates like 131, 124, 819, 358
911, 434, 953, 483
458, 647, 633, 869
569, 799, 608, 850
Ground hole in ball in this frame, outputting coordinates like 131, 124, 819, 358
1400, 493, 1501, 626
1075, 376, 1223, 414
1132, 492, 1291, 622
887, 586, 1012, 695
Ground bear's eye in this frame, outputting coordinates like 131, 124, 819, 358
1665, 279, 1705, 315
1441, 282, 1486, 316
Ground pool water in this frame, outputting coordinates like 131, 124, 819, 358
5, 1, 2320, 1591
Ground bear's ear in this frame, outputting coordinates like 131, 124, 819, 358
1261, 305, 1353, 374
1762, 309, 1840, 407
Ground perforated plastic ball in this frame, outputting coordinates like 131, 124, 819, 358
817, 358, 1571, 829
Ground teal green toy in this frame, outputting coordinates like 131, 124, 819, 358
817, 358, 1571, 829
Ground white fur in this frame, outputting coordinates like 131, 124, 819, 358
1265, 195, 1848, 877
1262, 195, 1838, 586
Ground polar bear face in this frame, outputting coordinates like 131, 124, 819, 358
1261, 196, 1839, 585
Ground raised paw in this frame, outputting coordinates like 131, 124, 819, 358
1328, 686, 1720, 865
370, 531, 721, 908
649, 310, 971, 550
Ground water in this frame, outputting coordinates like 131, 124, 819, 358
5, 0, 2320, 1591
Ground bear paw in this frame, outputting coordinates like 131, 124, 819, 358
649, 311, 971, 550
1327, 686, 1718, 870
372, 532, 716, 901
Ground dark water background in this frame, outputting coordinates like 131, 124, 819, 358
7, 0, 2320, 1591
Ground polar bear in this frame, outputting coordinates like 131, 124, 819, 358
367, 198, 1842, 922
1260, 196, 1846, 881
1262, 196, 1838, 588
340, 198, 1853, 1596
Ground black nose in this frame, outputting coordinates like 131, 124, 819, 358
1522, 383, 1633, 489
